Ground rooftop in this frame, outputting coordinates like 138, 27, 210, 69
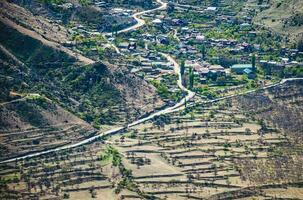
231, 64, 253, 69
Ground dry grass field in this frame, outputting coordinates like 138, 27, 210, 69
1, 81, 303, 199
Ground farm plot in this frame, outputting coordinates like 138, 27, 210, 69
0, 123, 97, 161
0, 141, 140, 200
107, 94, 292, 199
0, 81, 302, 200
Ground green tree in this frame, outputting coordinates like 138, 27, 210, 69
297, 36, 303, 52
180, 60, 185, 76
112, 23, 118, 36
251, 53, 256, 71
200, 45, 206, 59
189, 67, 194, 89
79, 0, 90, 6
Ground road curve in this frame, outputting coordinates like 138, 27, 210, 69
1, 0, 302, 164
0, 0, 182, 164
1, 78, 302, 164
105, 0, 167, 36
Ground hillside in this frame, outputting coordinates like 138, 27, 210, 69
0, 0, 164, 129
6, 0, 146, 32
253, 0, 303, 41
0, 0, 303, 199
0, 21, 162, 127
0, 95, 97, 161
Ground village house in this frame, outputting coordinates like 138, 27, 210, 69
243, 68, 256, 79
94, 1, 108, 8
170, 18, 188, 26
152, 19, 163, 26
239, 23, 252, 31
118, 42, 129, 49
151, 61, 173, 70
231, 64, 253, 74
205, 7, 217, 13
209, 65, 226, 76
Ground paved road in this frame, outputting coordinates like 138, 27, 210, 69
0, 0, 183, 164
161, 53, 195, 109
0, 93, 41, 107
1, 0, 302, 164
105, 0, 166, 54
1, 76, 302, 164
105, 0, 167, 36
200, 78, 303, 104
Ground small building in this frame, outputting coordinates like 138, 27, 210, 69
231, 64, 253, 74
151, 61, 172, 69
240, 23, 252, 31
199, 68, 210, 77
152, 19, 163, 24
243, 68, 256, 79
118, 42, 129, 49
205, 7, 217, 12
196, 35, 206, 42
128, 42, 137, 50
209, 65, 226, 76
171, 19, 188, 26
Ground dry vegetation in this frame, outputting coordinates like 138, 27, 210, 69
0, 0, 303, 199
1, 81, 302, 199
253, 0, 303, 41
234, 80, 303, 187
0, 1, 70, 45
0, 96, 97, 161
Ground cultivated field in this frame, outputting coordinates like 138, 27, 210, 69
1, 81, 303, 199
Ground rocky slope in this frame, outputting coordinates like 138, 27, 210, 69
0, 0, 163, 128
253, 0, 303, 41
7, 0, 140, 32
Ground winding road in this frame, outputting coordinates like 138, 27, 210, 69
0, 0, 189, 164
105, 0, 167, 36
1, 0, 302, 164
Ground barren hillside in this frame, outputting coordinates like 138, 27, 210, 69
253, 0, 303, 41
0, 95, 97, 161
0, 0, 163, 127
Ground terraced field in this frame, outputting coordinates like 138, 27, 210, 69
0, 123, 97, 161
107, 80, 303, 199
0, 81, 303, 200
0, 96, 97, 162
108, 106, 279, 198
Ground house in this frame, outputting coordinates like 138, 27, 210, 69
240, 23, 252, 31
209, 65, 225, 76
128, 42, 137, 50
196, 35, 206, 43
199, 68, 210, 77
118, 42, 129, 49
231, 64, 253, 74
259, 61, 285, 75
200, 77, 207, 84
205, 7, 217, 12
181, 27, 190, 33
171, 19, 188, 26
151, 61, 172, 69
185, 60, 198, 68
152, 19, 163, 25
94, 1, 108, 8
243, 68, 256, 79
240, 42, 252, 52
